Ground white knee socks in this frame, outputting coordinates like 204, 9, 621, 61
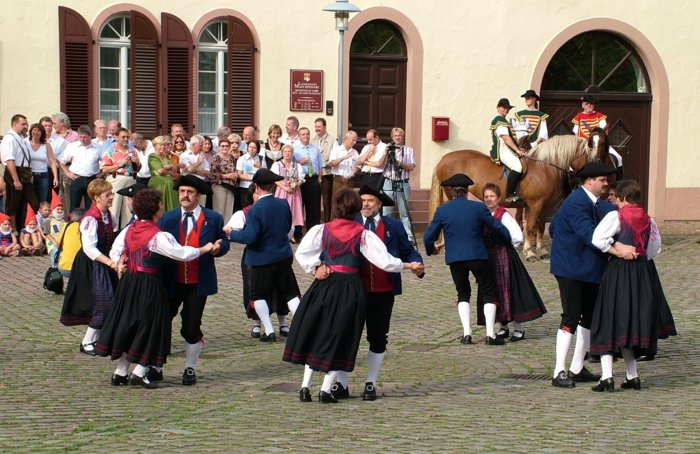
115, 353, 130, 376
253, 299, 274, 335
335, 370, 348, 387
600, 354, 614, 380
457, 302, 472, 336
554, 329, 574, 377
185, 341, 203, 369
302, 365, 314, 389
366, 351, 385, 385
483, 303, 497, 338
277, 314, 287, 328
287, 296, 300, 316
621, 348, 638, 379
321, 371, 337, 393
132, 364, 148, 378
569, 326, 591, 375
512, 321, 523, 332
82, 327, 99, 347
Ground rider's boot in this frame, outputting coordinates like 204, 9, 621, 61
505, 171, 523, 203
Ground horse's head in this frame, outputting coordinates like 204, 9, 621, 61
588, 127, 610, 164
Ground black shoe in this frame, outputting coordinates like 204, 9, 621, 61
147, 367, 163, 382
182, 367, 197, 385
509, 330, 525, 342
485, 336, 505, 345
260, 332, 277, 343
568, 367, 601, 382
362, 382, 377, 401
80, 342, 97, 356
330, 382, 350, 399
111, 373, 128, 386
591, 377, 615, 392
552, 371, 576, 388
620, 377, 641, 390
318, 390, 338, 404
496, 328, 509, 339
279, 326, 290, 337
299, 387, 312, 402
588, 355, 601, 363
251, 326, 261, 338
129, 373, 157, 389
459, 335, 472, 345
637, 354, 655, 362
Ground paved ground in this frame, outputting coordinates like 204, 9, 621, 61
1, 223, 698, 453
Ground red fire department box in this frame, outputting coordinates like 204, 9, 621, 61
432, 117, 449, 141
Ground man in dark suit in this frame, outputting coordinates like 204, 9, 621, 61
229, 169, 301, 342
159, 174, 229, 385
423, 173, 511, 345
549, 162, 637, 388
330, 185, 425, 401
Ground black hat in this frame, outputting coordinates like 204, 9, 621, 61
575, 162, 616, 179
581, 94, 597, 104
174, 174, 213, 195
116, 182, 148, 198
252, 168, 284, 185
521, 89, 540, 100
497, 98, 515, 109
440, 173, 475, 188
358, 185, 394, 207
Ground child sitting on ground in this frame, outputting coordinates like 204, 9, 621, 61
45, 192, 67, 263
0, 213, 21, 257
19, 204, 46, 256
36, 201, 51, 234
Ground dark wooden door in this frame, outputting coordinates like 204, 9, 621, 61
541, 97, 651, 207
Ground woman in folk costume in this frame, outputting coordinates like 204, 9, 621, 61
589, 179, 677, 391
476, 183, 547, 341
283, 189, 421, 403
60, 179, 119, 355
96, 189, 214, 388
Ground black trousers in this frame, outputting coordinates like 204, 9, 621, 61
300, 177, 321, 230
170, 283, 208, 344
449, 259, 497, 304
69, 175, 95, 212
365, 291, 395, 353
250, 256, 299, 303
555, 276, 599, 333
321, 174, 333, 222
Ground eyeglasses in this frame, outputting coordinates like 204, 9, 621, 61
100, 192, 115, 198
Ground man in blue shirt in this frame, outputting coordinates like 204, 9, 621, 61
294, 127, 325, 231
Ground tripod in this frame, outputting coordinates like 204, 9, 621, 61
383, 148, 417, 248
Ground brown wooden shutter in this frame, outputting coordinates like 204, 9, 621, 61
58, 7, 93, 128
227, 16, 255, 135
130, 10, 160, 138
162, 13, 193, 136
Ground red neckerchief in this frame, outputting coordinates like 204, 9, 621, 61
493, 206, 507, 221
618, 204, 650, 254
322, 218, 364, 258
126, 220, 161, 252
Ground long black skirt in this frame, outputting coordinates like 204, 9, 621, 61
60, 250, 118, 327
590, 257, 673, 358
282, 272, 367, 373
648, 260, 677, 339
94, 271, 171, 368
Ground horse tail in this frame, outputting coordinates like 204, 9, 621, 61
428, 167, 443, 222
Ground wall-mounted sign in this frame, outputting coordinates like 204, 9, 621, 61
290, 70, 323, 112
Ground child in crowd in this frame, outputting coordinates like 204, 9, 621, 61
55, 208, 85, 278
20, 205, 46, 256
36, 201, 52, 234
45, 192, 67, 263
0, 213, 21, 257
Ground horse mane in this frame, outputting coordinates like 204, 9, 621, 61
527, 135, 594, 168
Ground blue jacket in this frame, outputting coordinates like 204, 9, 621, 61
423, 197, 510, 264
549, 187, 616, 283
229, 195, 293, 266
159, 206, 230, 297
355, 214, 423, 295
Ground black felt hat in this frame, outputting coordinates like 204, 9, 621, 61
358, 185, 394, 207
440, 173, 475, 188
581, 94, 597, 104
497, 98, 515, 109
116, 182, 148, 198
521, 89, 540, 100
174, 174, 213, 195
252, 168, 284, 185
576, 162, 616, 178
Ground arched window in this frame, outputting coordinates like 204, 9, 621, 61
198, 21, 229, 135
99, 16, 131, 127
350, 21, 405, 55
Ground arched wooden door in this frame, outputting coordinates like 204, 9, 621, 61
349, 21, 407, 147
540, 31, 652, 206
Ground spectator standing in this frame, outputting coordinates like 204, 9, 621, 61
311, 118, 336, 223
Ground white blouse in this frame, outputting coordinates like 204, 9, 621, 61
592, 211, 661, 259
80, 213, 117, 261
295, 224, 403, 274
109, 223, 200, 263
493, 210, 523, 247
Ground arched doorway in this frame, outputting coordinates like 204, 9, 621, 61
348, 20, 407, 147
540, 31, 652, 206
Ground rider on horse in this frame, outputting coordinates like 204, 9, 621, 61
515, 89, 549, 149
490, 98, 526, 203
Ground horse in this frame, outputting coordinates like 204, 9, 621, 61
428, 135, 597, 262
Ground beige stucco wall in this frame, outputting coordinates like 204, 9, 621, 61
1, 1, 698, 218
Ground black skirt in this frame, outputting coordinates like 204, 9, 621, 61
94, 271, 171, 368
60, 250, 118, 327
282, 272, 367, 373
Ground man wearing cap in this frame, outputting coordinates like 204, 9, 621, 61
330, 185, 424, 401
572, 95, 607, 139
424, 173, 511, 345
549, 162, 637, 388
490, 98, 526, 203
229, 168, 302, 342
515, 90, 549, 149
159, 174, 229, 385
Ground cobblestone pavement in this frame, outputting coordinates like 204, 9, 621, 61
1, 224, 698, 453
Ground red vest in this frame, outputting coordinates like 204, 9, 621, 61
360, 219, 393, 292
176, 212, 205, 284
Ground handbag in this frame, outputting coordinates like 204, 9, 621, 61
43, 220, 72, 295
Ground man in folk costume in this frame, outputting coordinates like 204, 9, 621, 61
229, 169, 302, 342
490, 98, 527, 203
423, 173, 511, 345
549, 162, 637, 388
159, 175, 229, 385
572, 94, 607, 139
514, 90, 549, 149
331, 185, 424, 401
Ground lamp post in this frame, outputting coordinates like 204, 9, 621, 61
323, 0, 361, 139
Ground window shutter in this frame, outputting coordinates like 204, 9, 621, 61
227, 16, 255, 135
162, 13, 193, 136
58, 7, 92, 128
130, 10, 160, 138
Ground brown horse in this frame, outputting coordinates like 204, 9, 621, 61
429, 135, 597, 262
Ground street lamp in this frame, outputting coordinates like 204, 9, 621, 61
323, 0, 361, 139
